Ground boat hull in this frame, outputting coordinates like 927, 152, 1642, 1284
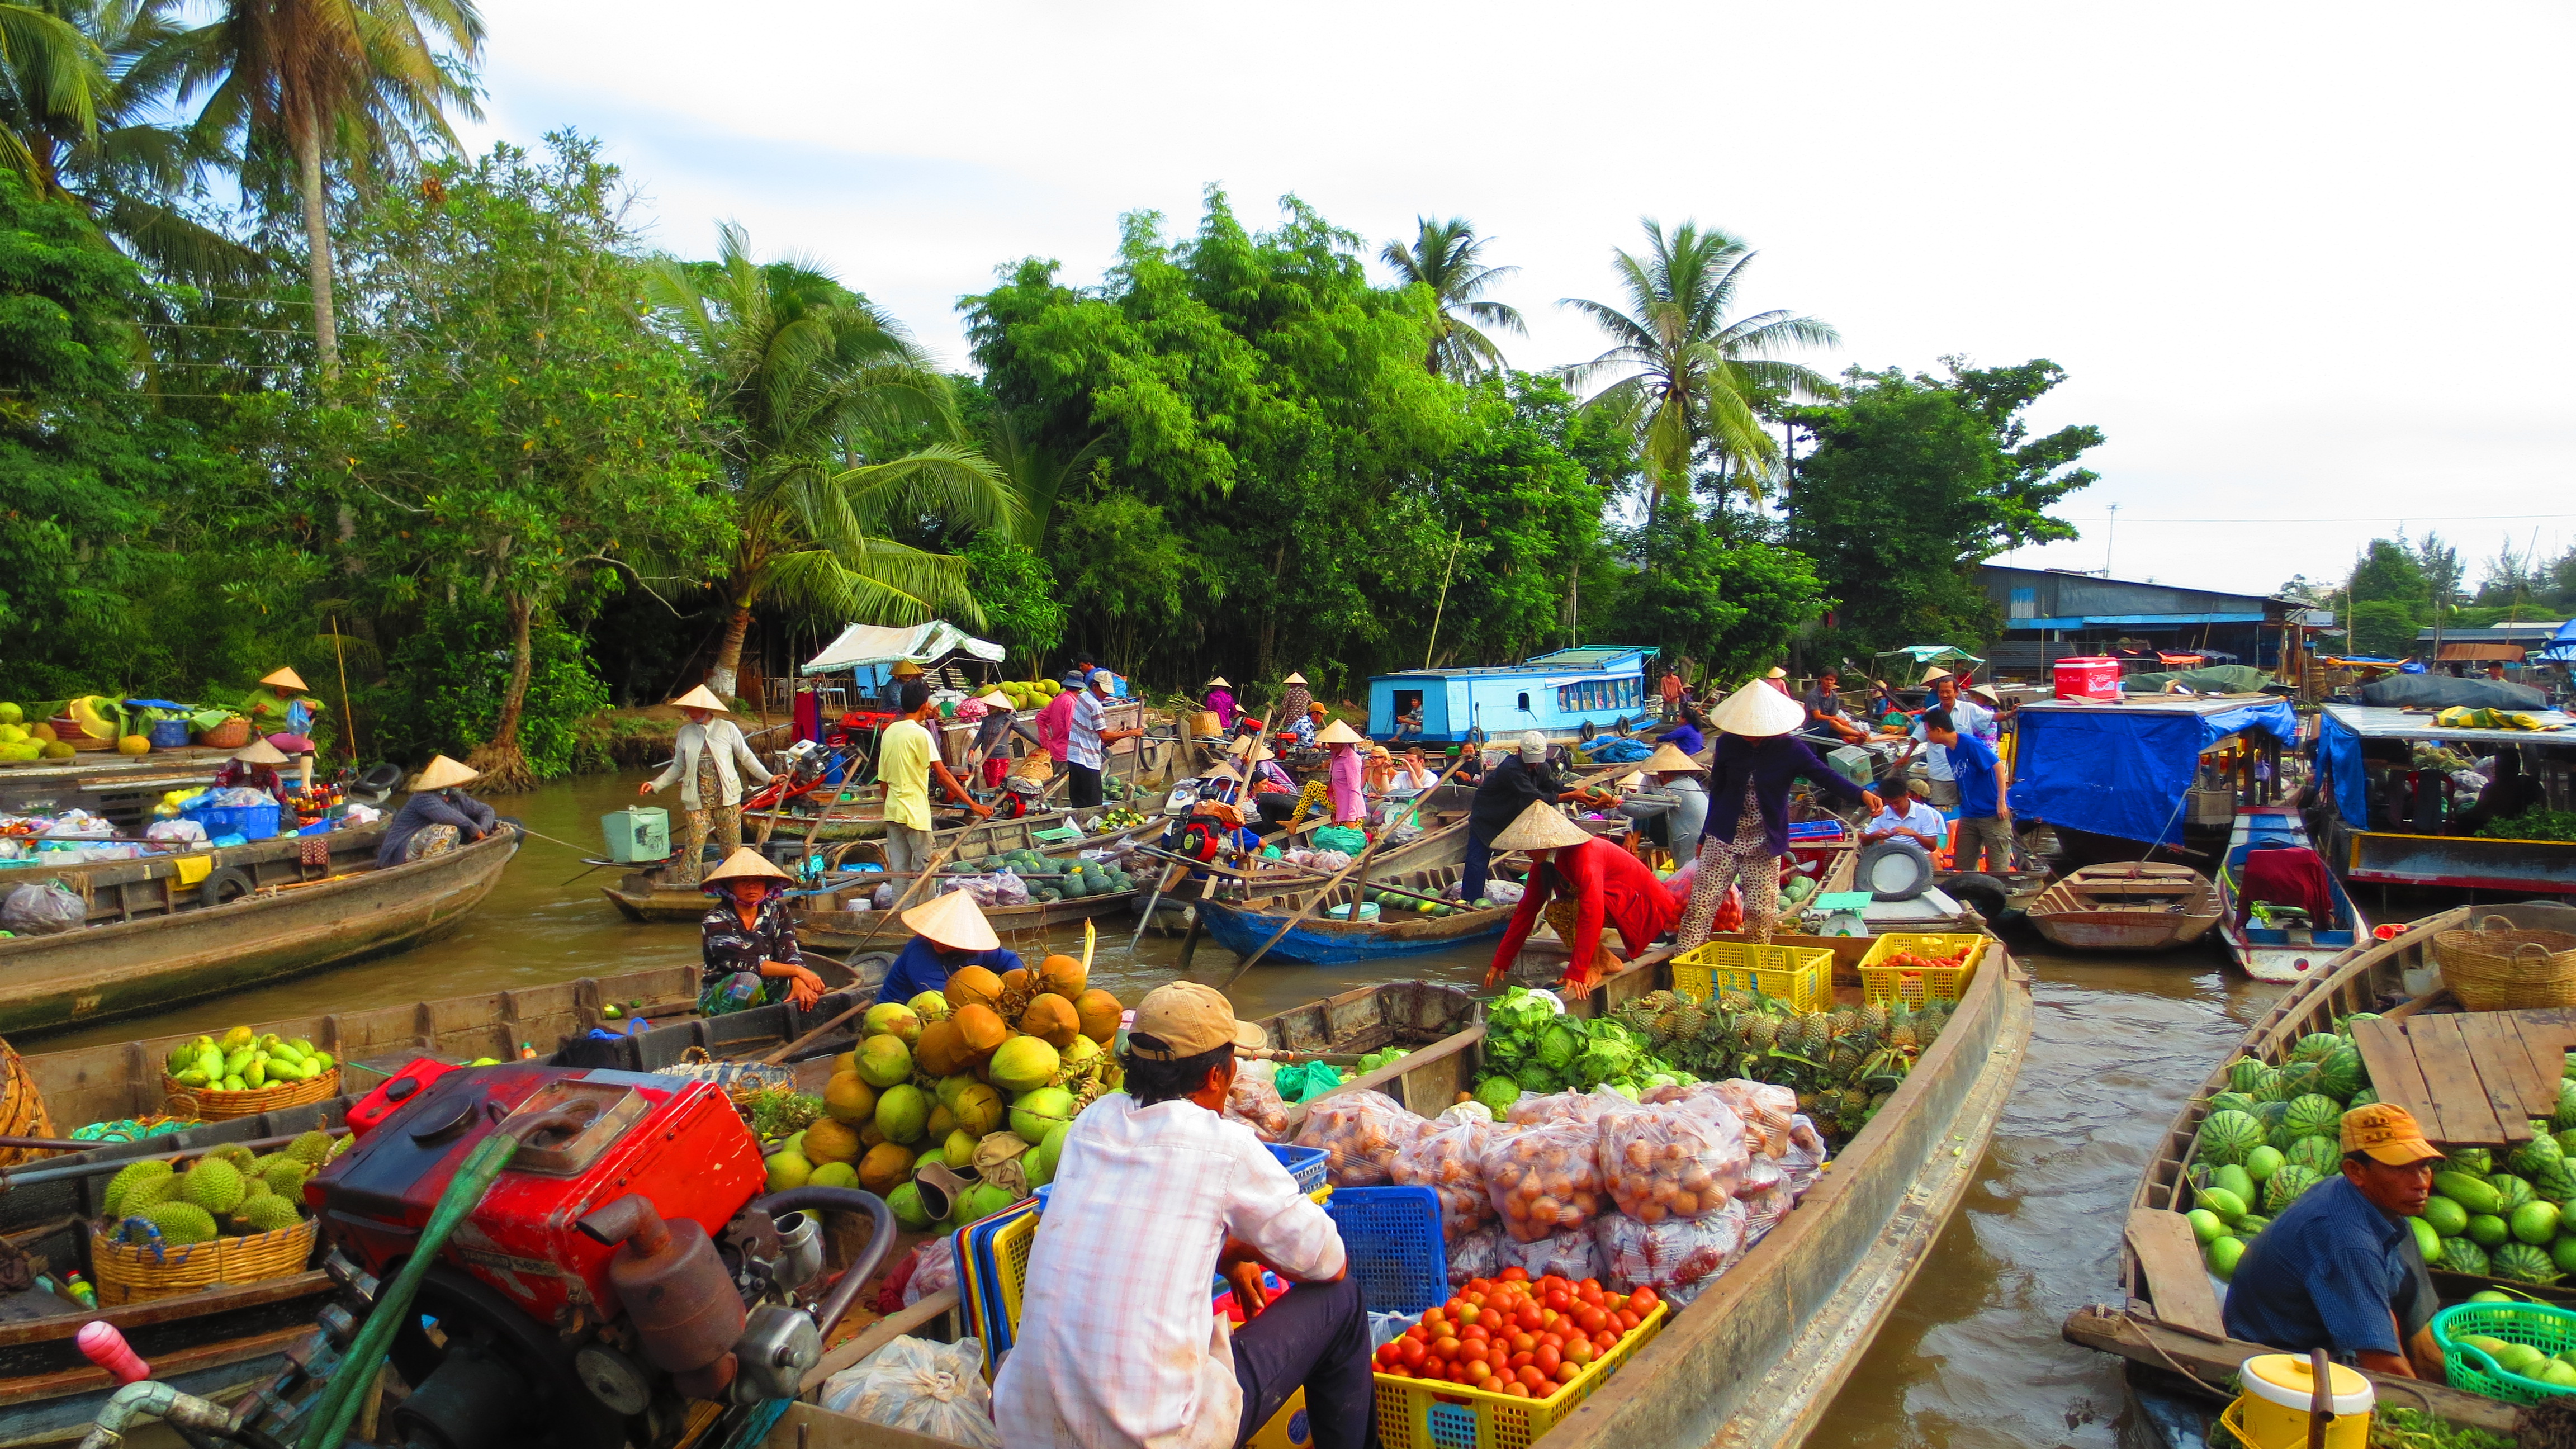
2214, 807, 2365, 983
2026, 864, 2223, 954
0, 830, 517, 1038
1194, 896, 1510, 965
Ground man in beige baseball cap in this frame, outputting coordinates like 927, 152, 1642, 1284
995, 978, 1368, 1448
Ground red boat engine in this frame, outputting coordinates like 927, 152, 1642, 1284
266, 1063, 891, 1449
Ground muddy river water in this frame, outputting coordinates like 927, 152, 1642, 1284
49, 775, 2295, 1447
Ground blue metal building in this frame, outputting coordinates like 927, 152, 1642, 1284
1365, 646, 1653, 742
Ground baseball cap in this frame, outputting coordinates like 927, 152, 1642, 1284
2340, 1103, 2443, 1166
1128, 982, 1266, 1060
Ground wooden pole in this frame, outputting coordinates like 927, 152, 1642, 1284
329, 615, 359, 766
840, 841, 957, 958
1424, 527, 1464, 671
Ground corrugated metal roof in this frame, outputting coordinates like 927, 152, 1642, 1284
1520, 645, 1651, 668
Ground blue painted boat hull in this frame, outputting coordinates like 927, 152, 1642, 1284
1195, 899, 1509, 965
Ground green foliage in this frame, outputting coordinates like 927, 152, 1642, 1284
2346, 538, 2428, 605
373, 603, 609, 780
1784, 359, 2099, 653
962, 532, 1066, 663
1380, 217, 1525, 381
1607, 500, 1824, 678
2344, 599, 2419, 659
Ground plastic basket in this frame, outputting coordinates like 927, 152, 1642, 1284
181, 800, 281, 843
1672, 941, 1835, 1013
1858, 932, 1987, 1009
2432, 1300, 2576, 1404
146, 720, 189, 749
1375, 1300, 1668, 1449
1271, 1143, 1330, 1196
1325, 1186, 1446, 1315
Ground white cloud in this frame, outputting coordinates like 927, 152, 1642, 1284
460, 0, 2573, 595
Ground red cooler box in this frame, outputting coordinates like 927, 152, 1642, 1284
2053, 656, 2122, 700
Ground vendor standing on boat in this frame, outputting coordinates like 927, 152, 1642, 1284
1273, 671, 1313, 746
377, 755, 500, 865
698, 847, 826, 1015
1633, 740, 1709, 853
241, 666, 325, 745
1069, 669, 1145, 809
1462, 731, 1612, 903
1203, 675, 1237, 730
2223, 1104, 2444, 1379
1486, 801, 1683, 998
874, 889, 1024, 1006
995, 981, 1368, 1449
1035, 669, 1083, 775
639, 685, 773, 887
214, 737, 298, 811
1318, 719, 1368, 825
1900, 671, 1993, 811
883, 679, 992, 875
1679, 683, 1879, 947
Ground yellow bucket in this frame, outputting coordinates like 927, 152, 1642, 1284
2223, 1354, 2373, 1449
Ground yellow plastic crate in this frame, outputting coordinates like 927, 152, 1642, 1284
1857, 932, 1987, 1009
1374, 1302, 1666, 1449
1671, 941, 1835, 1013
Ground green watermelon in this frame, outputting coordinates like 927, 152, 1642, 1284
2555, 1079, 2576, 1132
2423, 1197, 2470, 1237
2276, 1060, 2323, 1098
2314, 1045, 2365, 1100
2339, 1012, 2381, 1034
2564, 1049, 2576, 1082
2208, 1091, 2259, 1119
2210, 1163, 2256, 1204
2494, 1174, 2537, 1213
2515, 1134, 2565, 1179
2283, 1094, 2344, 1138
2266, 1164, 2323, 1213
2553, 1237, 2576, 1276
2248, 1066, 2290, 1103
2291, 1031, 2344, 1063
2269, 1122, 2309, 1155
2536, 1160, 2576, 1202
2348, 1087, 2379, 1109
2495, 1242, 2563, 1285
2452, 1148, 2494, 1178
2444, 1238, 2490, 1276
2285, 1135, 2341, 1177
2228, 1058, 2269, 1094
2244, 1144, 2285, 1183
2197, 1110, 2265, 1166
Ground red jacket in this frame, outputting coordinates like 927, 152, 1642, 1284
1493, 839, 1683, 978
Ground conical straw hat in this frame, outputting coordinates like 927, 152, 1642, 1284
1315, 719, 1365, 746
903, 888, 998, 951
704, 846, 792, 886
979, 690, 1015, 709
889, 659, 925, 678
1708, 680, 1806, 739
669, 684, 730, 713
231, 738, 290, 766
260, 667, 309, 692
413, 754, 479, 789
1281, 671, 1308, 685
1642, 742, 1701, 773
1763, 667, 1788, 680
1228, 736, 1275, 763
1490, 799, 1592, 853
1919, 667, 1952, 685
1205, 675, 1230, 688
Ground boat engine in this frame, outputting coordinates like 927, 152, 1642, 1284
230, 1062, 892, 1449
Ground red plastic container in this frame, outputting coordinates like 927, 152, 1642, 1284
2053, 656, 2123, 700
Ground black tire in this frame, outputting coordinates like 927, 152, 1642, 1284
200, 867, 255, 908
1939, 872, 2011, 920
1856, 841, 1935, 901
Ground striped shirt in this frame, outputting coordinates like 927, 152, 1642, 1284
1069, 689, 1107, 770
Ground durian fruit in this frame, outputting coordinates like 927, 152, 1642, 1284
262, 1159, 311, 1198
236, 1195, 302, 1234
182, 1158, 246, 1214
208, 1143, 257, 1170
103, 1159, 174, 1219
124, 1172, 185, 1214
287, 1131, 333, 1166
248, 1153, 286, 1178
140, 1200, 219, 1247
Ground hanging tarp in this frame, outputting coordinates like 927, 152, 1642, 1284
2540, 620, 2576, 664
1871, 645, 1985, 686
2009, 698, 2300, 845
801, 621, 1005, 677
2318, 711, 2368, 829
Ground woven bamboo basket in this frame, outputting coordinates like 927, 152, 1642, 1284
196, 717, 252, 749
2437, 914, 2576, 1011
88, 1216, 320, 1305
0, 1038, 59, 1169
163, 1067, 340, 1123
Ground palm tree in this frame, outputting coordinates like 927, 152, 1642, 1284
0, 0, 258, 279
0, 2, 96, 180
1562, 219, 1838, 509
164, 0, 483, 375
647, 224, 1018, 699
1381, 216, 1524, 381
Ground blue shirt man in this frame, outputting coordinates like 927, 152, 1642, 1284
2220, 1102, 2445, 1377
870, 891, 1026, 1005
1947, 731, 2003, 820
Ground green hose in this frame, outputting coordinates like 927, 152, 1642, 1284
301, 1131, 519, 1449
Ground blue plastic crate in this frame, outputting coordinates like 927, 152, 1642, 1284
181, 799, 281, 842
1324, 1185, 1445, 1314
1268, 1143, 1329, 1195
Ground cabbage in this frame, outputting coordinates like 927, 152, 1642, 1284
1475, 1076, 1520, 1114
1488, 988, 1558, 1036
1536, 1018, 1587, 1072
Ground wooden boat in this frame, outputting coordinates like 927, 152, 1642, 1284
2063, 901, 2576, 1441
778, 929, 2034, 1448
0, 828, 515, 1039
1193, 862, 1516, 965
2024, 861, 2223, 953
2213, 805, 2365, 982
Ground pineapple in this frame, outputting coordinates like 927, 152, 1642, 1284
1828, 1039, 1863, 1076
1830, 1007, 1859, 1039
1668, 1002, 1707, 1044
1859, 1002, 1888, 1039
1748, 1016, 1779, 1052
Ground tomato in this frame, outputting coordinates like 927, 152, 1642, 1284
1532, 1344, 1561, 1375
1468, 1277, 1494, 1295
1465, 1360, 1493, 1384
1543, 1287, 1573, 1312
1627, 1286, 1659, 1315
1614, 1309, 1640, 1333
1514, 1302, 1544, 1332
1519, 1365, 1549, 1390
1565, 1337, 1597, 1366
1500, 1266, 1530, 1283
1576, 1306, 1608, 1334
1383, 1364, 1411, 1379
1555, 1360, 1583, 1384
1508, 1350, 1534, 1370
1399, 1339, 1427, 1369
1509, 1332, 1536, 1355
1432, 1336, 1460, 1361
1594, 1330, 1618, 1352
1504, 1380, 1531, 1398
1460, 1303, 1484, 1327
1537, 1330, 1564, 1350
1422, 1307, 1446, 1329
1460, 1325, 1489, 1346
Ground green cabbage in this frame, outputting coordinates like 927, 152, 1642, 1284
1488, 988, 1558, 1037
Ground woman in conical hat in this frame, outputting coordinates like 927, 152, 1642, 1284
1315, 718, 1368, 825
874, 887, 1025, 1006
1273, 671, 1313, 744
640, 684, 774, 887
212, 736, 297, 811
1677, 681, 1881, 949
1201, 675, 1238, 730
1625, 740, 1711, 856
698, 847, 826, 1015
1484, 800, 1683, 1000
243, 666, 325, 742
375, 754, 502, 868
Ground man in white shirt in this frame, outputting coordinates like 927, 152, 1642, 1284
1068, 669, 1145, 810
995, 982, 1368, 1449
1903, 674, 1994, 810
1861, 775, 1949, 851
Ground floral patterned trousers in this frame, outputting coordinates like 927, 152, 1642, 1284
1678, 788, 1781, 948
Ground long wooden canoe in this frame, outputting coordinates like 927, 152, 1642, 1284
2064, 901, 2576, 1441
0, 827, 516, 1039
1194, 862, 1516, 965
2025, 861, 2223, 953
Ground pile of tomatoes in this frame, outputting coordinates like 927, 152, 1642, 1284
1370, 1267, 1660, 1398
1878, 946, 1977, 972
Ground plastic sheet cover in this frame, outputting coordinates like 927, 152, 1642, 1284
2318, 712, 2368, 830
2008, 698, 2299, 845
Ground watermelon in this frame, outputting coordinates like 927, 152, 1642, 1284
2285, 1135, 2341, 1177
2244, 1145, 2285, 1183
2210, 1163, 2256, 1204
2452, 1148, 2494, 1178
2444, 1238, 2491, 1277
2228, 1058, 2269, 1094
2536, 1160, 2576, 1202
2276, 1060, 2323, 1098
2565, 1049, 2576, 1082
2557, 1128, 2576, 1161
2314, 1045, 2365, 1100
2236, 1213, 2271, 1236
2197, 1110, 2265, 1166
2412, 1216, 2443, 1264
2348, 1087, 2379, 1109
2423, 1196, 2470, 1237
2208, 1091, 2259, 1119
2495, 1242, 2563, 1285
2554, 1237, 2576, 1277
2253, 1100, 2290, 1129
2283, 1094, 2344, 1139
2339, 1012, 2381, 1034
2266, 1164, 2323, 1213
2515, 1134, 2565, 1179
2492, 1173, 2535, 1213
2291, 1031, 2344, 1064
2248, 1066, 2290, 1103
2467, 1214, 2511, 1248
2269, 1122, 2309, 1155
2556, 1079, 2576, 1132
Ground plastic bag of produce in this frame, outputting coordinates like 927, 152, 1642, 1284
1739, 1159, 1792, 1244
1294, 1090, 1427, 1188
144, 819, 208, 846
1308, 849, 1353, 873
1495, 1224, 1601, 1284
1506, 1086, 1630, 1129
1, 881, 87, 936
1390, 1119, 1504, 1241
902, 1237, 958, 1308
820, 1336, 1001, 1449
1224, 1073, 1294, 1143
1782, 1115, 1829, 1196
1447, 1223, 1500, 1287
872, 882, 900, 911
1597, 1100, 1751, 1223
1595, 1199, 1749, 1303
1705, 1079, 1798, 1158
1483, 1119, 1607, 1243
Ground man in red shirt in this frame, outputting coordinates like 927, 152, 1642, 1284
1484, 801, 1682, 998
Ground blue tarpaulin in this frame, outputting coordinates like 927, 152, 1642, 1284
2318, 711, 2367, 828
2009, 698, 2300, 845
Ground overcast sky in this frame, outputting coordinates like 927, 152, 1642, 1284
460, 1, 2570, 602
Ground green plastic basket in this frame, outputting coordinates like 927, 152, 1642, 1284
2430, 1300, 2576, 1404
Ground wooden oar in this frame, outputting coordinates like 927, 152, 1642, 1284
1215, 751, 1476, 992
840, 841, 957, 958
1128, 860, 1187, 953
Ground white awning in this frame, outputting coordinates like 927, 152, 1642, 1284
802, 621, 1005, 676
